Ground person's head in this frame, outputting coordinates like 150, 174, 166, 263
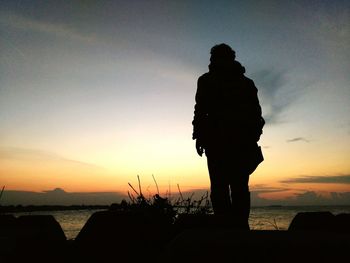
210, 43, 236, 64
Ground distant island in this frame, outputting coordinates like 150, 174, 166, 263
0, 205, 110, 213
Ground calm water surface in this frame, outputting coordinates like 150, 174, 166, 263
12, 206, 350, 240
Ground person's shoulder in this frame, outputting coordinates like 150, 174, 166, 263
197, 72, 212, 87
198, 72, 210, 81
243, 76, 258, 91
243, 75, 255, 85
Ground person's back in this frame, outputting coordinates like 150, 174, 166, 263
192, 44, 264, 228
194, 62, 262, 148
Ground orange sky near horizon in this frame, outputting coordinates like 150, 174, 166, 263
1, 1, 350, 204
1, 122, 349, 199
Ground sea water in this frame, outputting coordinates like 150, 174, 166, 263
11, 206, 350, 240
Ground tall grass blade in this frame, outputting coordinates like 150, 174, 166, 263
152, 174, 160, 195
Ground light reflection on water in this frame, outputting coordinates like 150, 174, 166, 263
11, 206, 350, 240
250, 206, 350, 231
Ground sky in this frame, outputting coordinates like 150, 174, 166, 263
1, 0, 349, 205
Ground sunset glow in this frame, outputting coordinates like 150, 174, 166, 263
1, 1, 349, 205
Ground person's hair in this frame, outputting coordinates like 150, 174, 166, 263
210, 43, 236, 62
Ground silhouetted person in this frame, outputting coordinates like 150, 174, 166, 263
192, 44, 264, 229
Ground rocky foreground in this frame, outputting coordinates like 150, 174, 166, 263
0, 211, 349, 263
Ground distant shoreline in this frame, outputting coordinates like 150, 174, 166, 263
0, 205, 110, 213
1, 204, 349, 213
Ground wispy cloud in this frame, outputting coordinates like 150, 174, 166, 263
3, 187, 350, 206
164, 186, 350, 206
280, 174, 350, 184
0, 12, 97, 43
251, 190, 350, 206
286, 137, 310, 143
250, 69, 301, 124
1, 188, 126, 205
250, 184, 290, 193
0, 147, 102, 169
286, 191, 350, 206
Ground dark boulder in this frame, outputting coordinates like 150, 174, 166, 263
74, 210, 172, 262
13, 215, 67, 262
0, 214, 17, 260
163, 228, 349, 263
16, 215, 66, 242
173, 213, 248, 236
288, 211, 336, 231
0, 214, 17, 235
335, 213, 350, 233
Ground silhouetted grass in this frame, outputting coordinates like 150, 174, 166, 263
260, 218, 280, 230
110, 175, 212, 222
0, 186, 4, 203
0, 185, 5, 214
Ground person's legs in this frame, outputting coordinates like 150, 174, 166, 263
229, 171, 250, 229
226, 144, 258, 229
206, 142, 258, 227
207, 153, 232, 215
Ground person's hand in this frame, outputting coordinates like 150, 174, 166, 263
196, 139, 204, 157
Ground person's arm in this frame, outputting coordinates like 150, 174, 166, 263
248, 79, 265, 141
192, 76, 208, 156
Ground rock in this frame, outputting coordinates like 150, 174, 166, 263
162, 228, 349, 263
16, 215, 66, 242
74, 210, 172, 262
0, 215, 17, 259
335, 213, 350, 233
13, 215, 67, 262
288, 211, 336, 231
0, 214, 16, 235
173, 214, 248, 237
